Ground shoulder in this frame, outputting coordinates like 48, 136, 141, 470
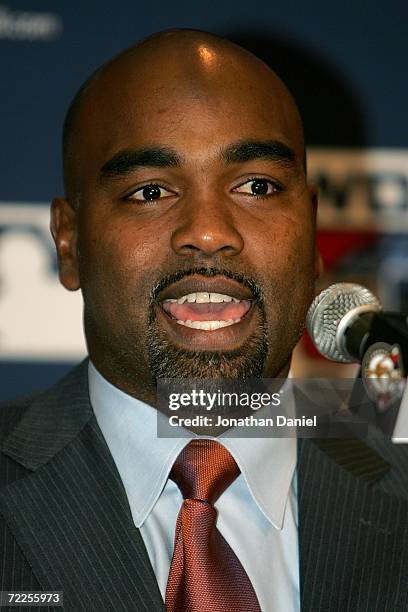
0, 393, 40, 442
0, 360, 90, 486
367, 437, 408, 501
0, 395, 38, 489
367, 436, 408, 468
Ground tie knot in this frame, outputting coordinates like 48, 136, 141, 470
170, 440, 240, 503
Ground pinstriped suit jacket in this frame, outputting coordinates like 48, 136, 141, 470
1, 360, 408, 611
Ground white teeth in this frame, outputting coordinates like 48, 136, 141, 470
176, 319, 241, 330
165, 292, 242, 304
210, 292, 225, 302
195, 292, 210, 303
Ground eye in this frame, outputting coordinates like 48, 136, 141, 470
126, 183, 174, 202
233, 178, 281, 197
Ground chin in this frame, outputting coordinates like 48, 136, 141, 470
147, 322, 268, 380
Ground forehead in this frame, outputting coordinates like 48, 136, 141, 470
75, 46, 304, 177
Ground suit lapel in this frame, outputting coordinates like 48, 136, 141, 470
298, 438, 408, 611
0, 362, 164, 611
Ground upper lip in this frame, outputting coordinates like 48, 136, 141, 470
157, 275, 255, 302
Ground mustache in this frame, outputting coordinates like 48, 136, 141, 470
149, 266, 263, 304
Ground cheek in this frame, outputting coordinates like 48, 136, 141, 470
78, 219, 171, 326
80, 214, 147, 273
250, 222, 316, 332
282, 228, 316, 298
248, 216, 316, 280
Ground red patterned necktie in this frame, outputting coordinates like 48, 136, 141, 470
165, 439, 261, 612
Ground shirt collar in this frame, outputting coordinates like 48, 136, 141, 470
89, 362, 296, 531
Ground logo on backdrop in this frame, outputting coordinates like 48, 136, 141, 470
0, 5, 62, 41
309, 149, 408, 231
0, 203, 85, 360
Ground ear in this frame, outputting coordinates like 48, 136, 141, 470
50, 197, 80, 290
308, 185, 322, 280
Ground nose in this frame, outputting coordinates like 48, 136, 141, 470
171, 194, 244, 258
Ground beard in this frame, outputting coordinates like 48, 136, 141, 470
146, 267, 269, 380
147, 315, 268, 379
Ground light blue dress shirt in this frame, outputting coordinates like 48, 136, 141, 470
89, 362, 300, 611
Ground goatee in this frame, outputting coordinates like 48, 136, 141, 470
147, 267, 268, 380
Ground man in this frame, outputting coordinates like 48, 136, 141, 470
1, 29, 408, 611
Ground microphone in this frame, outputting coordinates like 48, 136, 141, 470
306, 283, 408, 366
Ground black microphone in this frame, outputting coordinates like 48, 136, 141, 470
306, 283, 408, 369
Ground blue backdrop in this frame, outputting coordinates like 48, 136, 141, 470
1, 1, 407, 399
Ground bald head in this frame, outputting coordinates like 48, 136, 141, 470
62, 29, 305, 203
53, 28, 318, 393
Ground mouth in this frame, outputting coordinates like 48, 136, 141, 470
155, 275, 260, 350
162, 292, 252, 330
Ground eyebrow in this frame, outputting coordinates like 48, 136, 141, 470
221, 139, 296, 165
100, 147, 183, 181
99, 138, 296, 183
